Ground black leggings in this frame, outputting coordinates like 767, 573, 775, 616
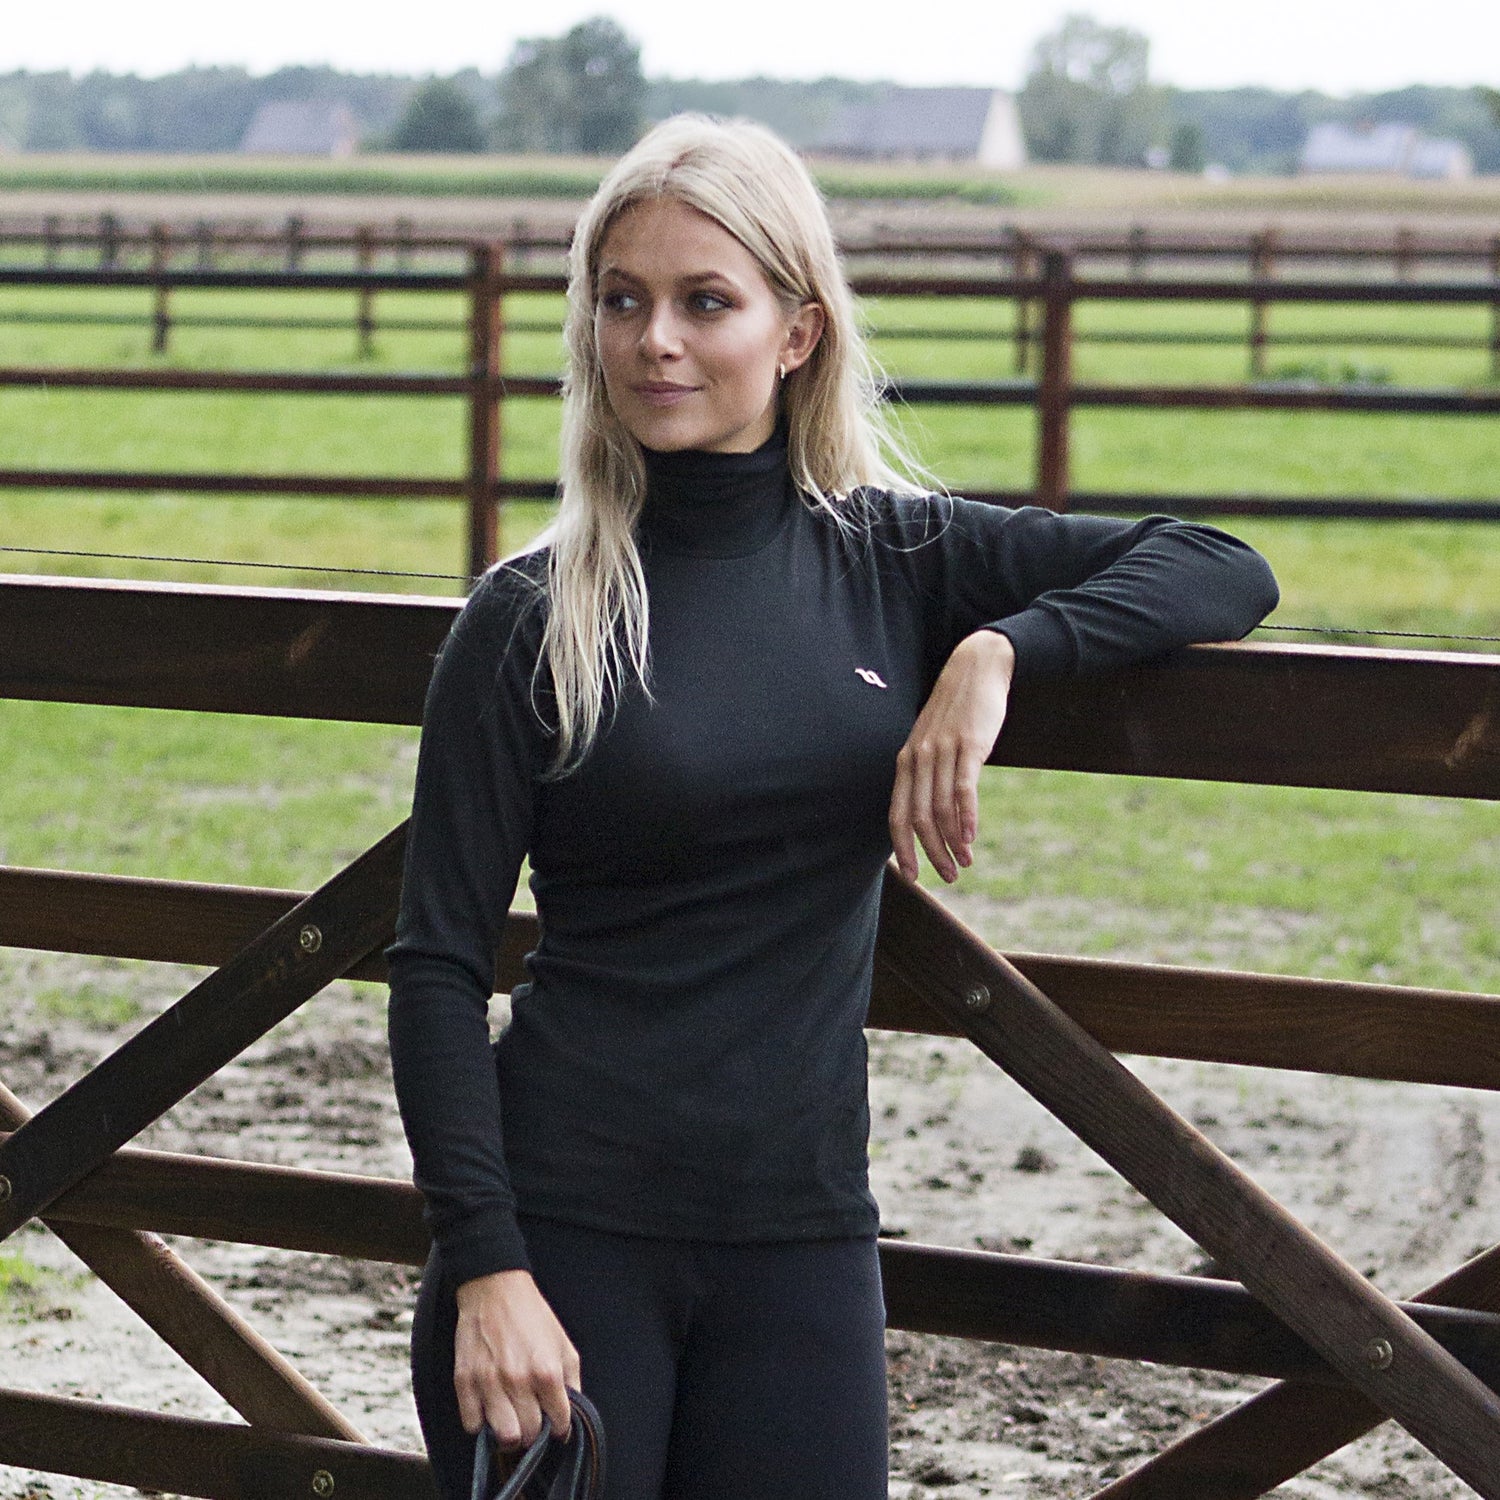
411, 1217, 889, 1500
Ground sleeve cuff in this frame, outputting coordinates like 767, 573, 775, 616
433, 1207, 533, 1284
987, 607, 1077, 679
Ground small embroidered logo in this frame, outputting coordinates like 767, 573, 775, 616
854, 668, 888, 689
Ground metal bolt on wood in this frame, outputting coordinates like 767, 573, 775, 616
311, 1470, 335, 1497
964, 983, 992, 1014
298, 925, 322, 955
1366, 1337, 1395, 1370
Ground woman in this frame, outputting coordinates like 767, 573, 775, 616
388, 115, 1278, 1500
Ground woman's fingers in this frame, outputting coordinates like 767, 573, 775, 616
890, 631, 1015, 883
453, 1269, 579, 1446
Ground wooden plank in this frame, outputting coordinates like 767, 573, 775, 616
3, 580, 1496, 797
0, 1388, 437, 1500
36, 1135, 432, 1267
6, 866, 1500, 1088
0, 575, 452, 724
29, 1142, 1500, 1392
0, 1081, 363, 1442
876, 868, 1500, 1498
0, 825, 407, 1243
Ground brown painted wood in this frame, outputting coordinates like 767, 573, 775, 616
0, 1081, 363, 1441
0, 1388, 437, 1500
1089, 1242, 1500, 1498
876, 869, 1500, 1498
5, 580, 1496, 800
0, 824, 407, 1243
6, 865, 1500, 1088
34, 1134, 432, 1267
0, 575, 455, 723
28, 1138, 1500, 1393
1035, 250, 1072, 511
467, 242, 503, 578
0, 468, 470, 496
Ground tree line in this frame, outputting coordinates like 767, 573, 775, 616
3, 13, 1496, 174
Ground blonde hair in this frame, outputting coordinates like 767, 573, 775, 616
537, 113, 924, 772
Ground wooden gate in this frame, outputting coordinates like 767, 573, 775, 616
2, 573, 1499, 1497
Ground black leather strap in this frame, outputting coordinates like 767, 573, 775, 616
470, 1389, 606, 1500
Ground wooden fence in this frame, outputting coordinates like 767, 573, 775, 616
6, 213, 1500, 374
1, 572, 1499, 1497
3, 253, 1499, 579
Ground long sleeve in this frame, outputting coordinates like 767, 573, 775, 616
883, 498, 1279, 680
386, 562, 552, 1283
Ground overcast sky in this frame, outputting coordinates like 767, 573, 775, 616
6, 0, 1498, 95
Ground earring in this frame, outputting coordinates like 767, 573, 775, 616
777, 362, 787, 381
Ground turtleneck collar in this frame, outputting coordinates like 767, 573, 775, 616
638, 424, 795, 559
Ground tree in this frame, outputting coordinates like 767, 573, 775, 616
1018, 12, 1164, 166
391, 78, 486, 153
494, 16, 645, 154
1169, 121, 1205, 173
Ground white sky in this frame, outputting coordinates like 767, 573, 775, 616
4, 0, 1498, 95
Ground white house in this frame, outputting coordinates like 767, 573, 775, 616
240, 101, 360, 158
817, 88, 1026, 170
1300, 121, 1473, 180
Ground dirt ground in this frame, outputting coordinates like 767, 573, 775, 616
3, 890, 1498, 1500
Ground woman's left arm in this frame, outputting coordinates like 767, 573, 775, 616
888, 504, 1279, 883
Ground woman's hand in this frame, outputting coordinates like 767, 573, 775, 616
889, 630, 1016, 884
453, 1269, 580, 1448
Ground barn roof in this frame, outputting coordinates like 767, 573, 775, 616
240, 101, 360, 157
822, 87, 998, 159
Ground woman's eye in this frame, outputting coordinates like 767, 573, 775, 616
600, 290, 639, 315
689, 292, 731, 314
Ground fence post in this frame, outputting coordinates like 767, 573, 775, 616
356, 225, 376, 359
194, 218, 215, 271
1249, 228, 1276, 378
150, 223, 172, 355
1012, 230, 1036, 375
284, 213, 305, 272
1395, 226, 1415, 281
466, 242, 504, 579
395, 216, 414, 272
98, 211, 120, 270
43, 214, 60, 267
1128, 223, 1148, 279
1035, 250, 1073, 512
1490, 236, 1500, 383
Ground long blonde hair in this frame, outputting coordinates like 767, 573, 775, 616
537, 113, 923, 772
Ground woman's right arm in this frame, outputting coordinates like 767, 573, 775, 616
386, 567, 574, 1443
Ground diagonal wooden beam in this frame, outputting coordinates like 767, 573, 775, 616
1088, 1238, 1500, 1499
0, 1387, 436, 1500
0, 1081, 362, 1441
0, 823, 407, 1243
876, 867, 1500, 1498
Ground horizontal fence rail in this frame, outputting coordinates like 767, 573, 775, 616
2, 576, 1495, 796
3, 254, 1498, 575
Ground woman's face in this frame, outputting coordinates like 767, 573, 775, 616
593, 197, 823, 455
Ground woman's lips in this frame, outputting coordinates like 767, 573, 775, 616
633, 382, 699, 407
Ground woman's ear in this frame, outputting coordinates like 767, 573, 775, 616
781, 302, 826, 374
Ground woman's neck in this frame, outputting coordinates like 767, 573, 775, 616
638, 426, 794, 559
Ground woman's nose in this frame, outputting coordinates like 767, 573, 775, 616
639, 304, 683, 358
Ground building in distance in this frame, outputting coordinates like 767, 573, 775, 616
240, 101, 361, 158
814, 87, 1025, 170
1300, 121, 1473, 180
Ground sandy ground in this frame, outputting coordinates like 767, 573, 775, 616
3, 898, 1498, 1500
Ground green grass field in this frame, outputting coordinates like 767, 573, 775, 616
1, 276, 1497, 1000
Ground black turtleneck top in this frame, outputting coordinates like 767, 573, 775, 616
387, 431, 1278, 1285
